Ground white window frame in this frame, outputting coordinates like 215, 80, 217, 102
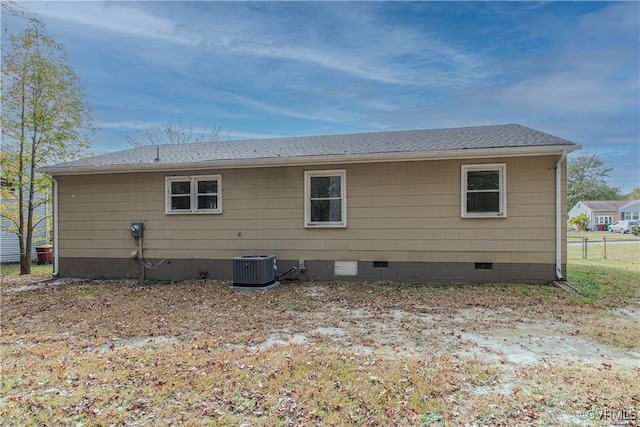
595, 216, 613, 224
461, 164, 507, 218
165, 175, 222, 214
304, 170, 347, 228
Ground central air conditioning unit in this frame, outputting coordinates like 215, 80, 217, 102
232, 255, 277, 288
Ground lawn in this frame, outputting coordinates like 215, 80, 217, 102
567, 230, 640, 243
0, 262, 52, 279
1, 251, 638, 426
568, 240, 640, 274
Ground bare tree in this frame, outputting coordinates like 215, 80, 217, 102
125, 121, 229, 146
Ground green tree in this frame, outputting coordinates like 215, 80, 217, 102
1, 22, 94, 275
624, 187, 640, 200
567, 155, 621, 210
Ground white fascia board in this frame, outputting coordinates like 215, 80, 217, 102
41, 144, 581, 176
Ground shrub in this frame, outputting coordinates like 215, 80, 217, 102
568, 212, 589, 231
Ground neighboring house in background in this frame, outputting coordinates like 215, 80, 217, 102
0, 214, 35, 263
567, 200, 629, 231
40, 124, 580, 284
0, 190, 50, 263
619, 200, 640, 221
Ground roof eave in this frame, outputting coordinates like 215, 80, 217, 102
40, 144, 581, 176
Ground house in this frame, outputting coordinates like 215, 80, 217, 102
0, 216, 35, 263
40, 124, 580, 284
567, 200, 629, 231
619, 200, 640, 221
0, 182, 50, 263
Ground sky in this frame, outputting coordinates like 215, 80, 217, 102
3, 1, 639, 193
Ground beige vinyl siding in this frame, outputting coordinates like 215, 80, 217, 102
56, 155, 565, 265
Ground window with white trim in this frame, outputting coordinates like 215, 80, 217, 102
304, 170, 346, 227
165, 175, 221, 214
461, 164, 507, 217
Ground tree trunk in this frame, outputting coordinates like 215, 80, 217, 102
18, 81, 30, 275
22, 119, 39, 275
20, 248, 31, 275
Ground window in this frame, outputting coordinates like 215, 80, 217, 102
304, 170, 346, 227
595, 216, 612, 224
165, 175, 221, 214
461, 164, 506, 218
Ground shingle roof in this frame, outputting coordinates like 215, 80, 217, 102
619, 200, 640, 212
580, 200, 630, 211
42, 124, 578, 174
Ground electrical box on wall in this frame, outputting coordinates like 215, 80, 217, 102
130, 222, 144, 238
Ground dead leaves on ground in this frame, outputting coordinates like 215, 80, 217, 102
1, 279, 638, 426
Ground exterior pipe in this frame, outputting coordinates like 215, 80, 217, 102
555, 150, 568, 280
139, 237, 145, 281
52, 177, 60, 277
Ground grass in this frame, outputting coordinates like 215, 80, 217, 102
1, 248, 639, 426
0, 262, 52, 280
568, 239, 639, 269
567, 229, 640, 242
567, 241, 639, 305
565, 243, 639, 350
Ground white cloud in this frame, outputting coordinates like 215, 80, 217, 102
183, 3, 487, 88
95, 119, 163, 130
495, 2, 638, 116
30, 1, 196, 45
226, 92, 362, 124
28, 2, 488, 89
501, 72, 637, 115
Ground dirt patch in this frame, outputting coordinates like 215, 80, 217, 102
252, 332, 309, 350
196, 303, 639, 369
613, 306, 640, 319
95, 335, 180, 352
454, 320, 639, 368
1, 277, 79, 294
